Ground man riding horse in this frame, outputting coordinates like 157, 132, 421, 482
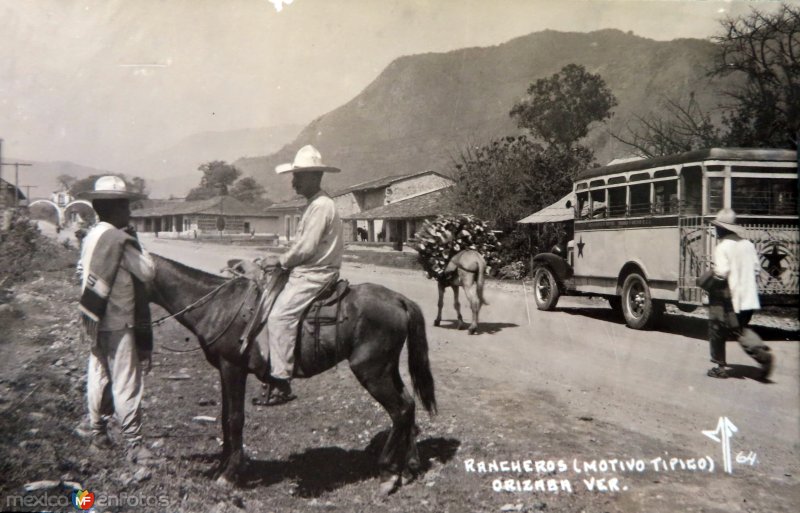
253, 145, 344, 403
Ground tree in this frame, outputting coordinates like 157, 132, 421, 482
614, 4, 799, 156
56, 174, 76, 191
713, 3, 800, 148
186, 161, 242, 201
451, 136, 591, 261
198, 161, 241, 194
229, 176, 268, 204
610, 93, 723, 158
510, 64, 618, 150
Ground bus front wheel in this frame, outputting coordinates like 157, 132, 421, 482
533, 267, 560, 311
621, 273, 663, 329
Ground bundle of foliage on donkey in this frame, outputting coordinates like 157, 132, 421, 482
414, 215, 500, 333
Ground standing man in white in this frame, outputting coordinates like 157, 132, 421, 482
77, 176, 156, 462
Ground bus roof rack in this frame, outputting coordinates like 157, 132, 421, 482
576, 147, 797, 181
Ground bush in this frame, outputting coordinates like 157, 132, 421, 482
496, 261, 527, 280
0, 213, 77, 284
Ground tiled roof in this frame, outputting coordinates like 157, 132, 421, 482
331, 170, 450, 198
1, 178, 25, 200
343, 187, 460, 220
518, 193, 575, 224
131, 196, 275, 217
265, 197, 306, 212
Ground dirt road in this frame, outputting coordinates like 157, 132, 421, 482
3, 231, 798, 513
142, 235, 799, 511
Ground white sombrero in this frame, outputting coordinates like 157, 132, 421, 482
77, 175, 145, 200
275, 145, 340, 174
710, 208, 747, 237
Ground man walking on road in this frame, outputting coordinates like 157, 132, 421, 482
705, 209, 773, 380
77, 176, 156, 462
254, 145, 343, 403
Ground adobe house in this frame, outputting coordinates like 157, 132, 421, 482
343, 187, 458, 248
332, 171, 454, 241
263, 197, 306, 242
131, 196, 279, 237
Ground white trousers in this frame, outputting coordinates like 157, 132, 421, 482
87, 328, 143, 442
261, 269, 337, 380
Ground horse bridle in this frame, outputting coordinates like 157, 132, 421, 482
155, 275, 259, 353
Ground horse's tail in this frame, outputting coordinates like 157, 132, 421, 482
402, 297, 437, 415
477, 255, 488, 305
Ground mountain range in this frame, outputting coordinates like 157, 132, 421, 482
8, 124, 302, 200
235, 29, 731, 201
12, 29, 734, 203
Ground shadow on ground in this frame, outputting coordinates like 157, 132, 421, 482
436, 320, 518, 334
556, 307, 798, 342
205, 433, 463, 496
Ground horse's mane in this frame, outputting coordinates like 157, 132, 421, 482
152, 254, 225, 285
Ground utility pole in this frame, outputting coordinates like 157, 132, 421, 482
20, 185, 38, 205
0, 161, 33, 208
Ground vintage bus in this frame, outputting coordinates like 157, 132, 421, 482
529, 147, 798, 329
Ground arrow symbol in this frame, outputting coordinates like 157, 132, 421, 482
703, 417, 737, 473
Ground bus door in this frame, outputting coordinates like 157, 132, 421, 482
678, 215, 713, 305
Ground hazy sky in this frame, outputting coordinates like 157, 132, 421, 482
0, 0, 790, 171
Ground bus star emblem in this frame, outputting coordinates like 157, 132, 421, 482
577, 237, 586, 257
762, 244, 788, 280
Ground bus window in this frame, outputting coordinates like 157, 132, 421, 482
708, 177, 724, 212
590, 189, 606, 218
576, 191, 590, 219
629, 182, 650, 215
732, 177, 797, 215
681, 166, 702, 214
653, 180, 678, 214
608, 186, 627, 217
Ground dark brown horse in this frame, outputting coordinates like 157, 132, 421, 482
146, 255, 436, 495
433, 250, 487, 334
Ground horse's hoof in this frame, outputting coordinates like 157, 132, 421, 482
215, 475, 236, 488
433, 319, 440, 327
401, 471, 417, 486
379, 474, 401, 495
469, 327, 478, 335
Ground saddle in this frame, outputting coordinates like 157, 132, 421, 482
297, 278, 350, 374
239, 268, 350, 377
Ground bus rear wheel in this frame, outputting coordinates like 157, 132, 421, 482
533, 267, 560, 311
621, 272, 663, 329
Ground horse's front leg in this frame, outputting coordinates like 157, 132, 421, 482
434, 282, 445, 326
216, 359, 248, 487
452, 285, 464, 330
216, 366, 232, 473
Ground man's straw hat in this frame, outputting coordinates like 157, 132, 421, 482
710, 208, 747, 237
78, 175, 145, 200
275, 145, 340, 174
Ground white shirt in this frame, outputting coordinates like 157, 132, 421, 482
713, 235, 761, 313
279, 191, 343, 273
79, 222, 156, 331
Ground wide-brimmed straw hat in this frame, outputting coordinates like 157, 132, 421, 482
275, 145, 340, 174
710, 208, 747, 237
77, 175, 145, 201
